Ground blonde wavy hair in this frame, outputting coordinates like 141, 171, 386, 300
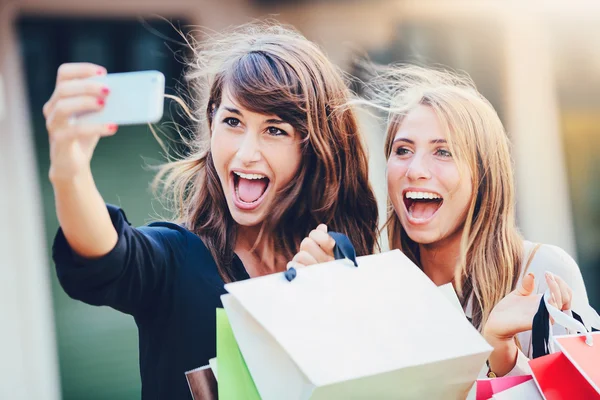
154, 22, 379, 282
365, 64, 524, 329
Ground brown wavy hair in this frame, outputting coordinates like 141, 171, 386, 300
155, 22, 378, 282
363, 64, 523, 329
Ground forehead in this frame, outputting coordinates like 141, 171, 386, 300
219, 87, 285, 121
395, 105, 446, 141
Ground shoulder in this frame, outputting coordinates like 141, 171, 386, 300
524, 240, 580, 278
141, 220, 219, 265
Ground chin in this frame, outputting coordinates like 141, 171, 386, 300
405, 232, 439, 245
401, 225, 441, 245
228, 209, 265, 227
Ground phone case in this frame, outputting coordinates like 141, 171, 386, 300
75, 70, 165, 125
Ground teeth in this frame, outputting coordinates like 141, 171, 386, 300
405, 191, 441, 200
234, 171, 266, 180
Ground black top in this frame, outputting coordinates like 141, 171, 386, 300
53, 204, 250, 399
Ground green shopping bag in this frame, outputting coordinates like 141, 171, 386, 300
216, 308, 261, 400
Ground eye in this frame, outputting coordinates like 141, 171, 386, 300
435, 148, 452, 158
267, 126, 288, 136
395, 147, 412, 156
223, 117, 241, 127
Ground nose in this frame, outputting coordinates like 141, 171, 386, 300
405, 153, 431, 181
236, 130, 262, 165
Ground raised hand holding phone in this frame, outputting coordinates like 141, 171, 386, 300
43, 63, 166, 260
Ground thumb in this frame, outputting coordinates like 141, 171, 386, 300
517, 273, 535, 296
316, 224, 328, 233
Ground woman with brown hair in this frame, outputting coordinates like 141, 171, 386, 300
45, 23, 378, 398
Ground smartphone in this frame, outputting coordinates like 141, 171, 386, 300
75, 70, 165, 125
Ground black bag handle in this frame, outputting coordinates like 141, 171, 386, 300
531, 297, 598, 358
285, 232, 358, 282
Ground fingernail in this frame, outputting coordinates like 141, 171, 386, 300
101, 87, 110, 95
545, 271, 553, 280
107, 124, 118, 132
97, 98, 105, 106
97, 68, 106, 75
527, 272, 535, 279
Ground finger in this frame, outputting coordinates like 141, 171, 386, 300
44, 80, 110, 119
56, 63, 106, 84
308, 229, 336, 254
287, 261, 306, 270
47, 96, 106, 131
316, 224, 328, 233
300, 237, 333, 264
292, 250, 319, 267
517, 273, 536, 296
553, 275, 572, 310
545, 271, 563, 310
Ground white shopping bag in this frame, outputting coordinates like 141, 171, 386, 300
221, 250, 492, 399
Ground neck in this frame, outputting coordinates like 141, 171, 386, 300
418, 229, 464, 286
235, 224, 283, 277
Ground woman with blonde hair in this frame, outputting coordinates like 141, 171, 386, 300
299, 64, 599, 377
45, 23, 378, 398
374, 65, 598, 376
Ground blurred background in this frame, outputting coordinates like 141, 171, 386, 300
1, 0, 599, 399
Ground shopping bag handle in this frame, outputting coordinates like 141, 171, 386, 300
328, 232, 358, 267
532, 289, 594, 358
285, 232, 358, 282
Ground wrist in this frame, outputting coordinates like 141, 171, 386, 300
49, 163, 93, 186
485, 336, 518, 377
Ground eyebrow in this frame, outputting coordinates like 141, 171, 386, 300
223, 107, 242, 116
393, 138, 448, 145
223, 107, 289, 125
265, 118, 288, 125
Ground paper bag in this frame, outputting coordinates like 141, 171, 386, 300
490, 380, 543, 400
216, 308, 260, 400
476, 375, 532, 400
222, 250, 492, 399
529, 290, 600, 399
185, 365, 218, 400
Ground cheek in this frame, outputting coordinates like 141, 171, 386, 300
269, 142, 302, 184
386, 158, 408, 190
434, 164, 472, 212
210, 128, 234, 175
431, 163, 462, 193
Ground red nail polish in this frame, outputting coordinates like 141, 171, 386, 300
107, 124, 118, 132
97, 98, 105, 106
97, 69, 106, 75
101, 87, 110, 95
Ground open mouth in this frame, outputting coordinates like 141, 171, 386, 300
403, 190, 443, 223
232, 171, 271, 210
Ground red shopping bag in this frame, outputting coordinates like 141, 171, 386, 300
529, 343, 599, 400
529, 289, 600, 399
476, 375, 532, 400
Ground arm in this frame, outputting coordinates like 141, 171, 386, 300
53, 205, 188, 316
483, 244, 591, 376
45, 63, 184, 316
44, 62, 118, 258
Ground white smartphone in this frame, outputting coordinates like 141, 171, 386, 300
75, 70, 165, 125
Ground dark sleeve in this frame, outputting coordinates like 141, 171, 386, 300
52, 204, 188, 317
